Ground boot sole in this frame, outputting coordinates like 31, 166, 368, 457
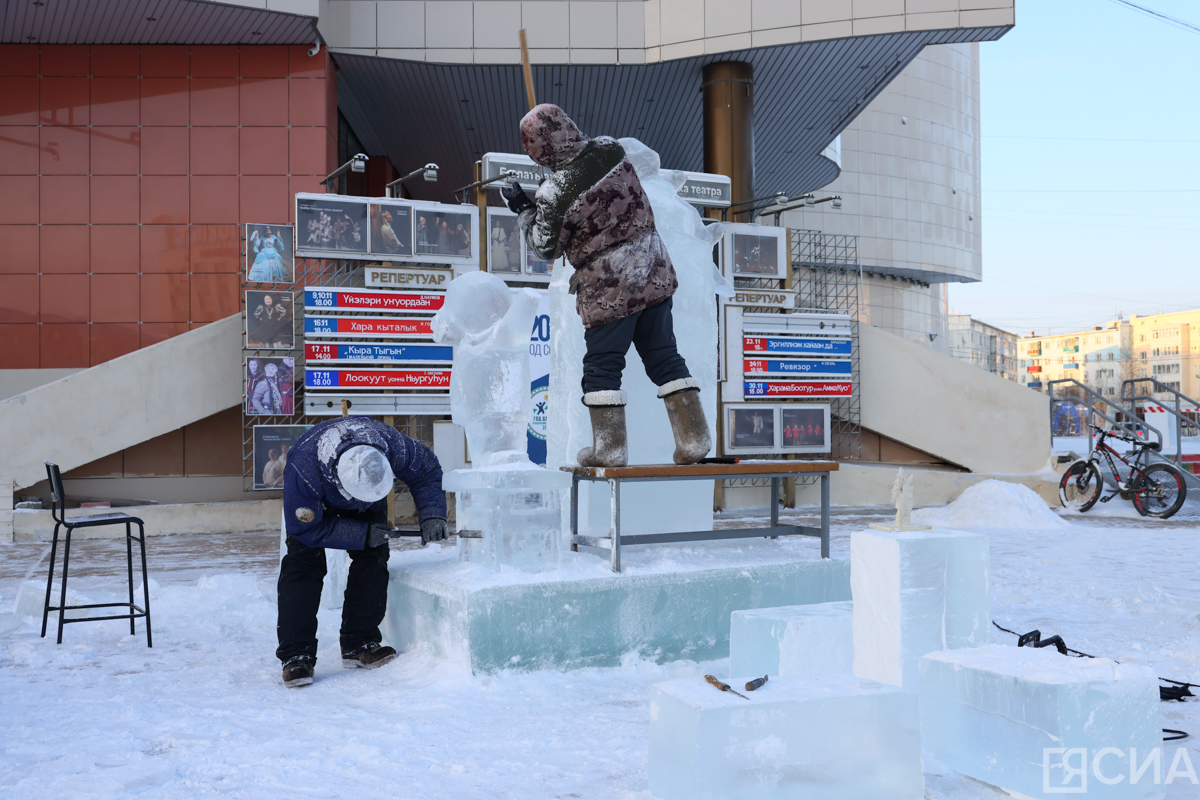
283, 675, 313, 688
342, 652, 397, 670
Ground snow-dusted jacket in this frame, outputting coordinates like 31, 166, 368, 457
517, 104, 677, 329
283, 417, 446, 550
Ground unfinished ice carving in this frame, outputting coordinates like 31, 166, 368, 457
869, 467, 930, 532
432, 272, 542, 468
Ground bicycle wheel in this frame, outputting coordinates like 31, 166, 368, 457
1131, 463, 1187, 519
1059, 460, 1102, 512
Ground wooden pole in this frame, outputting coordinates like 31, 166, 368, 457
340, 399, 349, 417
519, 29, 536, 111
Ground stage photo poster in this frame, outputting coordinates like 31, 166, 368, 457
296, 195, 368, 254
245, 290, 294, 349
246, 357, 295, 416
724, 224, 787, 279
245, 224, 295, 283
369, 201, 414, 257
252, 425, 309, 490
487, 209, 521, 274
781, 405, 826, 449
728, 405, 774, 450
415, 208, 473, 259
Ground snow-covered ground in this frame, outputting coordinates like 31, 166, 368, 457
3, 488, 1199, 798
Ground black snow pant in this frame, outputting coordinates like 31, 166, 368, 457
276, 534, 390, 663
582, 297, 691, 394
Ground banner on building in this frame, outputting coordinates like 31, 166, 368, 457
303, 316, 434, 339
245, 290, 294, 349
305, 368, 451, 390
295, 195, 368, 255
744, 336, 852, 356
252, 425, 309, 490
743, 358, 853, 377
305, 343, 452, 364
303, 287, 445, 313
527, 290, 551, 464
246, 357, 296, 415
744, 380, 853, 399
245, 224, 295, 283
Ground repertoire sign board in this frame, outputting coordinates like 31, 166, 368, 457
743, 358, 852, 377
743, 380, 853, 399
744, 336, 852, 356
303, 316, 434, 339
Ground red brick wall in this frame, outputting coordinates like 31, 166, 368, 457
0, 44, 338, 369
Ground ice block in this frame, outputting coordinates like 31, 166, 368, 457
920, 644, 1162, 799
729, 601, 853, 679
649, 673, 923, 800
851, 527, 990, 691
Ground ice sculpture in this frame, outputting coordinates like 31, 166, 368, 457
649, 673, 924, 800
545, 139, 721, 536
432, 272, 542, 469
730, 601, 854, 679
920, 645, 1162, 799
432, 272, 571, 573
851, 528, 991, 691
869, 468, 930, 531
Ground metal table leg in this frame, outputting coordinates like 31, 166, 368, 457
609, 478, 621, 573
569, 476, 580, 552
769, 477, 779, 539
820, 472, 830, 559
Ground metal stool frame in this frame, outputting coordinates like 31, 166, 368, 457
39, 461, 152, 647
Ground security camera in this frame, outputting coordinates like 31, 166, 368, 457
307, 42, 321, 57
351, 153, 369, 173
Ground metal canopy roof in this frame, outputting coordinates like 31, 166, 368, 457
334, 25, 1007, 207
1, 0, 319, 45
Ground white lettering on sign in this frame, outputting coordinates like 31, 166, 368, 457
365, 268, 451, 289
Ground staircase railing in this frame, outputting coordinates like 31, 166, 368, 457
1047, 378, 1162, 460
1120, 378, 1200, 466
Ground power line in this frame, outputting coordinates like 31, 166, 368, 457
1105, 0, 1200, 35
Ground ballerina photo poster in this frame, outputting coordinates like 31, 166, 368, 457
245, 224, 295, 283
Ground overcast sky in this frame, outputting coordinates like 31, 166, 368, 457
949, 0, 1200, 337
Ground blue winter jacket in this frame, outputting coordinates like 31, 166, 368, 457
283, 417, 446, 550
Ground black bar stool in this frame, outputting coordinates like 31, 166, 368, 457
40, 460, 152, 647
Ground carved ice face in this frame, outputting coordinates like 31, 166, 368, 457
431, 272, 511, 344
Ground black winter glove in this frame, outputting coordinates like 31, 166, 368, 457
500, 180, 535, 215
420, 518, 449, 546
366, 523, 391, 549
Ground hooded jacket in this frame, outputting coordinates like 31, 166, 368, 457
517, 104, 677, 329
283, 417, 446, 549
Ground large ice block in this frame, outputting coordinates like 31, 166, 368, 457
920, 645, 1162, 799
444, 466, 571, 573
649, 673, 923, 800
545, 139, 718, 537
729, 601, 853, 679
851, 527, 990, 691
383, 554, 850, 673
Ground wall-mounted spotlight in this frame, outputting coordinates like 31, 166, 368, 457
321, 153, 370, 193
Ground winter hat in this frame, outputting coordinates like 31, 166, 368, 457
520, 104, 587, 168
336, 445, 394, 502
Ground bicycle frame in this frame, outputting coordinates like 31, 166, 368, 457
1088, 429, 1152, 491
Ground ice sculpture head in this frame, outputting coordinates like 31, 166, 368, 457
335, 445, 394, 502
431, 272, 511, 345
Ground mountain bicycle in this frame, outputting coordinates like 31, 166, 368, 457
1059, 427, 1187, 518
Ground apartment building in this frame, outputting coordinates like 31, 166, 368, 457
949, 315, 1018, 382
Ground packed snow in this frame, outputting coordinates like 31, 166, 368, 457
913, 478, 1070, 530
3, 495, 1200, 798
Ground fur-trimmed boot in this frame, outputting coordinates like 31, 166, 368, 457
659, 378, 712, 465
577, 391, 628, 467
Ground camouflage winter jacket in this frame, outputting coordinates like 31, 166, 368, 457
517, 104, 677, 329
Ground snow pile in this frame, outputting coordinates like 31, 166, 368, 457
912, 480, 1069, 531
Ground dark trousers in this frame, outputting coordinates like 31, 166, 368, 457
276, 535, 390, 663
582, 297, 691, 394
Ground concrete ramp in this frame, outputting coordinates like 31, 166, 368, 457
0, 314, 242, 490
859, 323, 1050, 475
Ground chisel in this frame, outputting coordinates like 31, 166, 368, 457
705, 674, 749, 700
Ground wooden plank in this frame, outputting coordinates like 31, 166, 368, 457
561, 461, 839, 479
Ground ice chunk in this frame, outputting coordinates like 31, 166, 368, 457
649, 673, 923, 800
445, 466, 571, 573
432, 272, 542, 469
920, 644, 1162, 799
545, 139, 720, 536
15, 580, 93, 620
730, 601, 853, 679
851, 528, 990, 691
